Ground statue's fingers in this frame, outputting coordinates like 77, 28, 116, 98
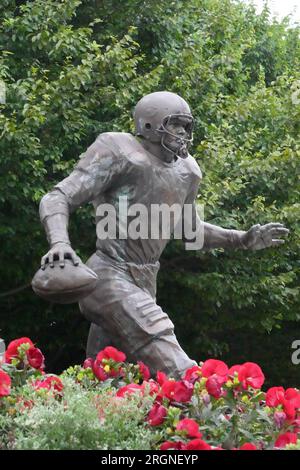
70, 252, 80, 266
41, 255, 48, 270
261, 222, 285, 230
271, 239, 285, 246
59, 250, 65, 268
267, 227, 290, 236
48, 252, 54, 268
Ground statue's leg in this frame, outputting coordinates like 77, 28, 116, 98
110, 290, 197, 379
86, 323, 114, 359
80, 285, 196, 379
79, 252, 196, 379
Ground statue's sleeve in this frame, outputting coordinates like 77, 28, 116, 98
40, 136, 127, 222
55, 138, 126, 211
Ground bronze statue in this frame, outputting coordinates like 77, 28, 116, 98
38, 91, 289, 378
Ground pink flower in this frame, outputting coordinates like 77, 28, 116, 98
201, 359, 228, 384
26, 347, 45, 370
5, 337, 34, 363
147, 403, 167, 426
83, 358, 94, 369
238, 362, 265, 389
176, 418, 202, 438
275, 432, 298, 448
206, 376, 223, 398
274, 411, 287, 429
0, 369, 11, 397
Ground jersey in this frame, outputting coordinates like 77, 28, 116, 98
51, 132, 202, 264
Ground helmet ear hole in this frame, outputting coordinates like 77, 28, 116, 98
145, 123, 151, 129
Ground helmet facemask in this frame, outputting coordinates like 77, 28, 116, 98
156, 114, 194, 159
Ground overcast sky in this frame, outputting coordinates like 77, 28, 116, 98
244, 0, 300, 23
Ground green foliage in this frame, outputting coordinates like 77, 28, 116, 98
0, 0, 299, 385
0, 352, 298, 450
2, 378, 156, 450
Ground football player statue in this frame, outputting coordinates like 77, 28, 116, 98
38, 91, 289, 378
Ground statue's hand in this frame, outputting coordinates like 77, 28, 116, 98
241, 223, 289, 251
41, 242, 81, 270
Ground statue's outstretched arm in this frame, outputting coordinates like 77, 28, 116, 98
184, 201, 289, 251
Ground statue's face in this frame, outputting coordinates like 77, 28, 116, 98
161, 115, 192, 158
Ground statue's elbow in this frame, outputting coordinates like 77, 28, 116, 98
39, 189, 69, 222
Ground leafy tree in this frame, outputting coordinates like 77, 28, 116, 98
0, 0, 299, 385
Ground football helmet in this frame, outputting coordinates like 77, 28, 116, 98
133, 91, 194, 158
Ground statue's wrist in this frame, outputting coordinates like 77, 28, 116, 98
50, 240, 71, 247
230, 230, 248, 249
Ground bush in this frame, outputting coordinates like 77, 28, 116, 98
0, 0, 299, 384
0, 337, 299, 450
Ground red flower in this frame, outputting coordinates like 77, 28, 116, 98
116, 384, 144, 398
0, 369, 11, 397
83, 358, 94, 369
183, 439, 211, 450
160, 441, 184, 450
266, 387, 285, 407
147, 403, 167, 426
228, 365, 243, 378
96, 346, 126, 363
92, 361, 110, 381
34, 375, 63, 394
183, 365, 202, 384
239, 443, 257, 450
238, 362, 265, 389
156, 371, 168, 386
138, 361, 151, 381
26, 347, 45, 370
92, 346, 126, 381
5, 337, 34, 363
176, 418, 202, 438
284, 388, 300, 409
206, 376, 223, 398
266, 387, 300, 420
275, 432, 298, 448
161, 380, 194, 403
143, 380, 159, 396
201, 359, 228, 384
293, 418, 300, 434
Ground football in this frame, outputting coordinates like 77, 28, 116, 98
31, 259, 99, 304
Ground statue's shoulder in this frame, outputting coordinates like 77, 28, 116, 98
182, 154, 203, 181
95, 132, 146, 164
95, 131, 132, 147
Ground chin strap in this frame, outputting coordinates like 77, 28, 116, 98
160, 132, 189, 159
